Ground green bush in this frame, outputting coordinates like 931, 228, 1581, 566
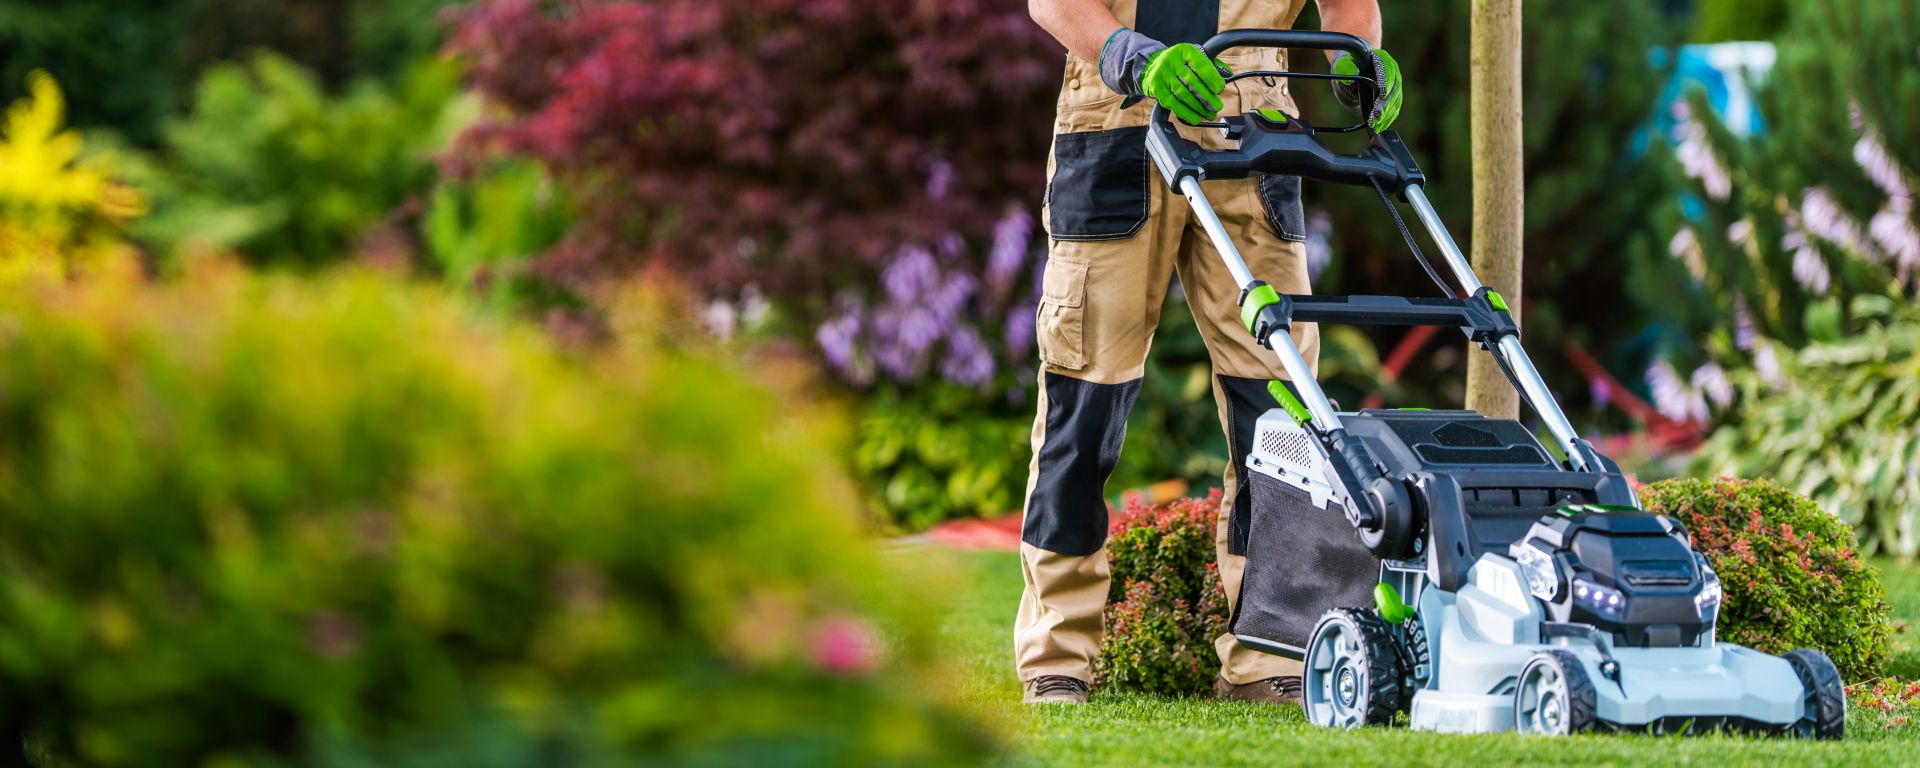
1641, 477, 1893, 681
1691, 302, 1920, 556
0, 264, 993, 765
130, 53, 473, 269
1096, 492, 1228, 696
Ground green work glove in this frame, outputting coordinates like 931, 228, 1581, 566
1332, 49, 1403, 132
1100, 29, 1232, 125
1138, 43, 1232, 124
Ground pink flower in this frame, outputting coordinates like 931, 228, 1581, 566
809, 614, 881, 675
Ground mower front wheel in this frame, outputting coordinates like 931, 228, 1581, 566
1514, 650, 1596, 735
1784, 649, 1846, 740
1303, 608, 1403, 728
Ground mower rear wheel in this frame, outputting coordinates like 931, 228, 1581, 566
1303, 608, 1402, 728
1784, 649, 1846, 740
1514, 650, 1596, 735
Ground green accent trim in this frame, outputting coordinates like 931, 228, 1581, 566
1256, 108, 1288, 124
1267, 381, 1311, 426
1393, 407, 1431, 411
1240, 283, 1281, 334
1373, 583, 1415, 624
1486, 290, 1510, 312
1555, 503, 1636, 517
1098, 26, 1128, 66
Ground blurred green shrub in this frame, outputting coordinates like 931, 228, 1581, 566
1641, 478, 1893, 681
130, 53, 473, 269
0, 0, 461, 146
1642, 0, 1918, 551
1690, 301, 1920, 556
421, 159, 578, 315
852, 386, 1029, 533
0, 265, 994, 765
0, 71, 144, 279
1096, 492, 1228, 697
1692, 0, 1790, 42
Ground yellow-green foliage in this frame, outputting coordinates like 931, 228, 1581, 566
0, 266, 992, 765
0, 71, 144, 279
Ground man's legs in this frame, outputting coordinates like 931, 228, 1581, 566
1173, 174, 1320, 691
1015, 174, 1184, 695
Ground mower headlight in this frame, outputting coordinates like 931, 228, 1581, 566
1513, 544, 1560, 602
1695, 554, 1722, 622
1571, 577, 1626, 622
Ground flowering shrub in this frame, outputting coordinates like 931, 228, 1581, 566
445, 0, 1058, 320
0, 264, 994, 765
1097, 492, 1230, 696
1640, 477, 1893, 681
0, 72, 144, 279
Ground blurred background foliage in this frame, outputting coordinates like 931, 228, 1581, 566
1638, 0, 1919, 553
1, 0, 1914, 540
0, 263, 996, 765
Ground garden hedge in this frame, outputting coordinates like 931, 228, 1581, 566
0, 264, 991, 765
1642, 477, 1893, 681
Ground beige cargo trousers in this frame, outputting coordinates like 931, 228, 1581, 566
1014, 0, 1320, 688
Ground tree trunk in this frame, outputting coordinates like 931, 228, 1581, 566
1466, 0, 1522, 419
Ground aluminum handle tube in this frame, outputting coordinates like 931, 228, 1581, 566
1499, 335, 1589, 470
1403, 185, 1482, 294
1179, 175, 1344, 430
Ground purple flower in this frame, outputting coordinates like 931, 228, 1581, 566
1691, 362, 1733, 410
1589, 377, 1612, 409
815, 298, 869, 384
940, 325, 995, 387
1789, 237, 1831, 295
1732, 296, 1757, 352
986, 209, 1033, 296
1852, 128, 1910, 202
1647, 359, 1706, 424
1005, 302, 1036, 354
1673, 107, 1731, 201
926, 159, 954, 201
883, 246, 939, 304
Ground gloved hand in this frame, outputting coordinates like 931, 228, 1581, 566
1331, 49, 1403, 132
1099, 29, 1232, 124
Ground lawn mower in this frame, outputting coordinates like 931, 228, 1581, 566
1149, 29, 1847, 737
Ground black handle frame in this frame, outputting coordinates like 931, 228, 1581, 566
1146, 29, 1423, 197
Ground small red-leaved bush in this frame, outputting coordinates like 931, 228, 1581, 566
1641, 477, 1893, 681
1097, 491, 1229, 696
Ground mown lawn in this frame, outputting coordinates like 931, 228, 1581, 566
912, 548, 1920, 767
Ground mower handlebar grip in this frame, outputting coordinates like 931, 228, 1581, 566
1200, 28, 1373, 61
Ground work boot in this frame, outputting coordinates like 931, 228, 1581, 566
1022, 675, 1091, 704
1215, 675, 1302, 705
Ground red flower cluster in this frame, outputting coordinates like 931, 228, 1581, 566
446, 0, 1061, 299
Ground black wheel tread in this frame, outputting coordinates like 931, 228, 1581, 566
1332, 607, 1403, 727
1519, 649, 1596, 734
1784, 649, 1846, 740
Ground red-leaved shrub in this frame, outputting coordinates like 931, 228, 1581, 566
445, 0, 1061, 300
1097, 491, 1230, 696
1641, 477, 1893, 681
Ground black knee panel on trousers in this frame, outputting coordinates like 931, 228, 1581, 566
1220, 375, 1294, 556
1022, 373, 1143, 556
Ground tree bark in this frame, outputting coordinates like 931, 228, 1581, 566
1466, 0, 1522, 419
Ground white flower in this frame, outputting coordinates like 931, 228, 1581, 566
1691, 362, 1734, 410
1669, 226, 1706, 280
1647, 359, 1708, 424
1674, 115, 1732, 201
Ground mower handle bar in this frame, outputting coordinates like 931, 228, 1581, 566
1154, 30, 1598, 557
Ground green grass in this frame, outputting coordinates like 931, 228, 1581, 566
909, 549, 1920, 766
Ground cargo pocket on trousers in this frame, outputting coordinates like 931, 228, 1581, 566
1258, 174, 1307, 242
1035, 258, 1088, 370
1045, 126, 1151, 241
